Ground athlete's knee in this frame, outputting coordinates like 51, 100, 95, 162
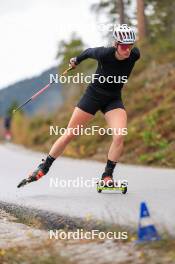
112, 134, 124, 146
62, 128, 77, 142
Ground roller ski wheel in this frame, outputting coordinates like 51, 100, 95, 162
97, 188, 102, 193
121, 183, 127, 194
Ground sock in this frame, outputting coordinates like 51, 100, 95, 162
44, 155, 55, 169
104, 159, 117, 176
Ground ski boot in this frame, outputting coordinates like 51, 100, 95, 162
17, 159, 49, 188
96, 172, 114, 193
100, 172, 114, 187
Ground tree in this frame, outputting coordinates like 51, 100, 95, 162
6, 101, 21, 116
56, 34, 84, 73
145, 0, 175, 43
118, 0, 125, 24
91, 0, 131, 27
137, 0, 147, 40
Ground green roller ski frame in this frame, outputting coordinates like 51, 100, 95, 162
96, 181, 128, 194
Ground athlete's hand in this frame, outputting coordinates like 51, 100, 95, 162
69, 57, 78, 69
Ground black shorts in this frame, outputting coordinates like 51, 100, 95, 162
76, 86, 125, 115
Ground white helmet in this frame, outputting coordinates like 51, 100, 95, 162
113, 24, 136, 44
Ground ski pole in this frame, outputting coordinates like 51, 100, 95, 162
13, 66, 73, 114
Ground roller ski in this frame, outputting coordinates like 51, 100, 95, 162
17, 159, 49, 188
96, 172, 128, 194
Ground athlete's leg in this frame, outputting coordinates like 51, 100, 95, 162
104, 108, 127, 162
99, 108, 127, 185
49, 107, 94, 158
17, 107, 94, 187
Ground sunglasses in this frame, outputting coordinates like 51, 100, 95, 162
118, 44, 133, 51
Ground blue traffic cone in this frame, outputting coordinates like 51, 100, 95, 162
137, 202, 160, 242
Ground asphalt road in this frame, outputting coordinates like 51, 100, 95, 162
1, 143, 175, 233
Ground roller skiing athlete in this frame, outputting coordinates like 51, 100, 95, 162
4, 115, 12, 141
17, 24, 140, 189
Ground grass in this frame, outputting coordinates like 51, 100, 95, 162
135, 237, 175, 264
1, 206, 175, 264
0, 242, 74, 264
